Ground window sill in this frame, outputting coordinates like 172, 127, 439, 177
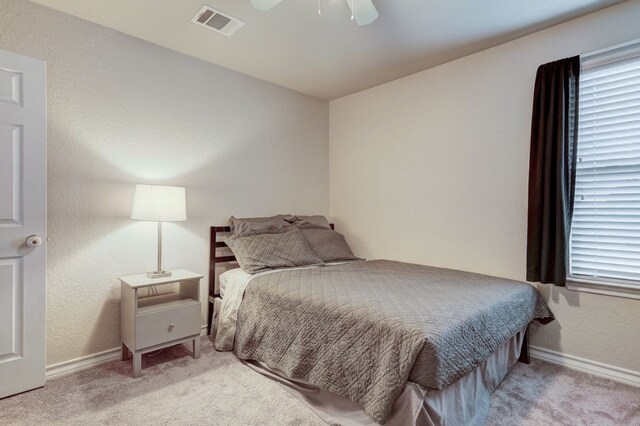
566, 278, 640, 300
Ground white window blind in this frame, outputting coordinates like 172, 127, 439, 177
570, 42, 640, 285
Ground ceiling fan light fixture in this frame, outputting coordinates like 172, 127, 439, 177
249, 0, 378, 26
346, 0, 379, 26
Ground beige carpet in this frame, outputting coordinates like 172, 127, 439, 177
1, 339, 639, 425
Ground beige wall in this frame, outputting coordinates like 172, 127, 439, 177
330, 1, 640, 372
0, 0, 329, 365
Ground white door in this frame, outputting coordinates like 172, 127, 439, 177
0, 49, 46, 399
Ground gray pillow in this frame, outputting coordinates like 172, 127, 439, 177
229, 214, 293, 236
300, 228, 362, 263
290, 215, 331, 230
226, 227, 324, 274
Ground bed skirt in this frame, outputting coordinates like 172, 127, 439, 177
242, 326, 526, 426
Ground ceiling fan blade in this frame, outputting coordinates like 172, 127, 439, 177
250, 0, 284, 11
345, 0, 379, 26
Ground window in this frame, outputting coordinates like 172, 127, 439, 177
569, 40, 640, 295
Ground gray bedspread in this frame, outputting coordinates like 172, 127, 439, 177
233, 260, 553, 424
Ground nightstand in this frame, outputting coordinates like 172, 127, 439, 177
119, 269, 203, 377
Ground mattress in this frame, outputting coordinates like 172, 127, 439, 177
215, 263, 353, 350
214, 260, 553, 424
244, 326, 526, 426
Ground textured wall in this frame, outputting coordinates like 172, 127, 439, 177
0, 0, 329, 365
330, 1, 640, 372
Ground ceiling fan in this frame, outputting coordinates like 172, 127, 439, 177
250, 0, 379, 26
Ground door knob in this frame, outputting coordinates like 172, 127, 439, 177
168, 323, 175, 332
26, 235, 42, 248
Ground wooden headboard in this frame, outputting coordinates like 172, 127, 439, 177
208, 226, 234, 301
207, 223, 334, 334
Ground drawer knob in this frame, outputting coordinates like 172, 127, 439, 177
168, 323, 175, 332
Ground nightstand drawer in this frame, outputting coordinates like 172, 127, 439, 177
135, 303, 201, 350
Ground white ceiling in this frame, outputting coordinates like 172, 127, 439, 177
32, 0, 627, 100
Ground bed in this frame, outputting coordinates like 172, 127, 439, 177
207, 223, 554, 425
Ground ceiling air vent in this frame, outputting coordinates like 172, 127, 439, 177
191, 5, 245, 36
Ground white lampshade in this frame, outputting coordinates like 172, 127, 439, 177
131, 184, 186, 222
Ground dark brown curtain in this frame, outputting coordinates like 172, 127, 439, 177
526, 56, 580, 286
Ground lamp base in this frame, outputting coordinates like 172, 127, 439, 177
147, 270, 172, 279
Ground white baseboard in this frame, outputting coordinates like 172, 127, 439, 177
46, 332, 639, 388
46, 325, 209, 380
530, 345, 640, 388
46, 347, 121, 379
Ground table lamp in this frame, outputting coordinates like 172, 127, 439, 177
131, 184, 186, 278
